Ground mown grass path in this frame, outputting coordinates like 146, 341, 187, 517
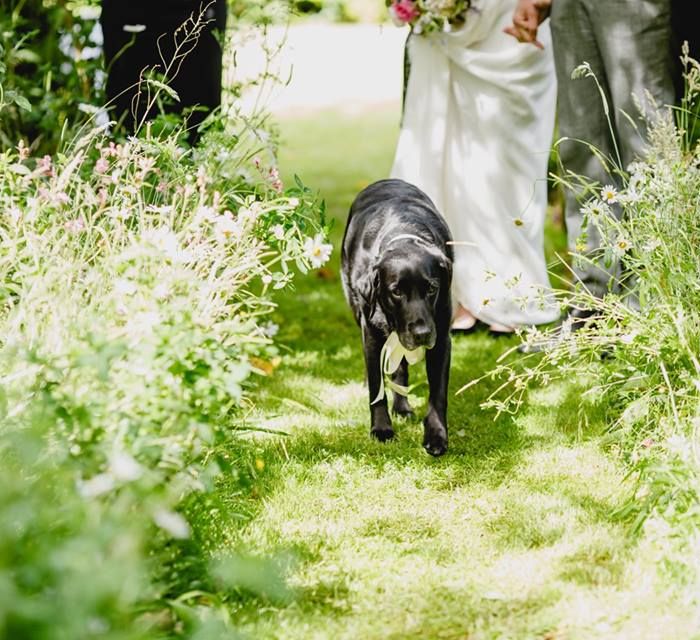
222, 108, 688, 639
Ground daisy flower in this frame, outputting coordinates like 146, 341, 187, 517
601, 185, 618, 204
613, 235, 632, 257
581, 199, 609, 218
214, 213, 243, 242
303, 233, 333, 268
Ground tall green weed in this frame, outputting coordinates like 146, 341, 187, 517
479, 50, 700, 598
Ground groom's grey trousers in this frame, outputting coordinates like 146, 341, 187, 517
550, 0, 675, 298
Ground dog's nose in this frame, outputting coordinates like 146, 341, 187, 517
409, 321, 432, 343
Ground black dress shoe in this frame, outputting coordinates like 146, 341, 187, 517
518, 307, 602, 353
566, 307, 601, 332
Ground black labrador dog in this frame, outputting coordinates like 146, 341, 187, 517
341, 179, 453, 456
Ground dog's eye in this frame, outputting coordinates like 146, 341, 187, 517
390, 286, 403, 298
428, 283, 439, 296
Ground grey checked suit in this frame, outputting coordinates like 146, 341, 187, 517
550, 0, 675, 297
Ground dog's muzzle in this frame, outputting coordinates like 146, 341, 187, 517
400, 325, 436, 351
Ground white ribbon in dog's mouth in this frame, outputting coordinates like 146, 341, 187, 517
371, 332, 425, 405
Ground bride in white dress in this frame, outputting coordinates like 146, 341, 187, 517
390, 0, 559, 332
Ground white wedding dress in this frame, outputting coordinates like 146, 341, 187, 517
391, 0, 559, 327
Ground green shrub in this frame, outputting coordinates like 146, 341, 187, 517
0, 12, 330, 633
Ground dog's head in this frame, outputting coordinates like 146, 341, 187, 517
363, 242, 451, 350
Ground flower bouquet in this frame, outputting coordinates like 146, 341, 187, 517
387, 0, 472, 34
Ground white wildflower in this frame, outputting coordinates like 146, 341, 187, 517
194, 205, 218, 225
146, 205, 173, 215
153, 509, 190, 539
271, 224, 285, 240
619, 330, 639, 345
667, 434, 691, 462
262, 321, 279, 337
79, 473, 115, 498
142, 227, 188, 262
77, 103, 100, 115
132, 311, 161, 333
123, 24, 146, 33
612, 235, 632, 257
273, 273, 291, 289
303, 233, 333, 268
108, 207, 131, 221
109, 451, 143, 482
25, 197, 39, 222
238, 206, 258, 225
627, 161, 645, 176
581, 199, 609, 219
114, 278, 138, 296
137, 156, 156, 176
214, 212, 243, 242
80, 46, 101, 61
643, 238, 661, 254
153, 283, 170, 300
601, 185, 618, 204
75, 5, 101, 20
620, 184, 642, 205
7, 206, 22, 224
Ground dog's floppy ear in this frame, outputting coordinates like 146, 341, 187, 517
356, 259, 380, 315
438, 252, 452, 280
436, 251, 452, 299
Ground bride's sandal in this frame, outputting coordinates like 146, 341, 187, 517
451, 306, 477, 333
488, 321, 515, 336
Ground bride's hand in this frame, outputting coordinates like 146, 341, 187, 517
503, 0, 552, 49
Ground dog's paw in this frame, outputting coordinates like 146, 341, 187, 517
422, 418, 447, 457
371, 426, 395, 442
423, 435, 447, 457
392, 397, 415, 419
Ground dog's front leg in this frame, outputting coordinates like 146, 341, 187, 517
391, 358, 414, 418
361, 319, 394, 442
423, 330, 451, 456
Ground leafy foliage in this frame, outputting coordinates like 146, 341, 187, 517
482, 54, 700, 598
0, 0, 104, 154
0, 6, 331, 636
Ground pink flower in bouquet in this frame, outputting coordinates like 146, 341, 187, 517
389, 0, 420, 26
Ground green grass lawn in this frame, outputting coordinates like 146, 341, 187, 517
218, 106, 692, 639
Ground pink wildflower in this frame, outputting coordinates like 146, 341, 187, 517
102, 142, 119, 158
641, 438, 655, 449
137, 156, 156, 176
16, 140, 29, 161
64, 218, 85, 234
38, 155, 53, 177
269, 167, 283, 193
38, 187, 69, 207
196, 165, 208, 189
95, 157, 109, 174
389, 0, 420, 25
